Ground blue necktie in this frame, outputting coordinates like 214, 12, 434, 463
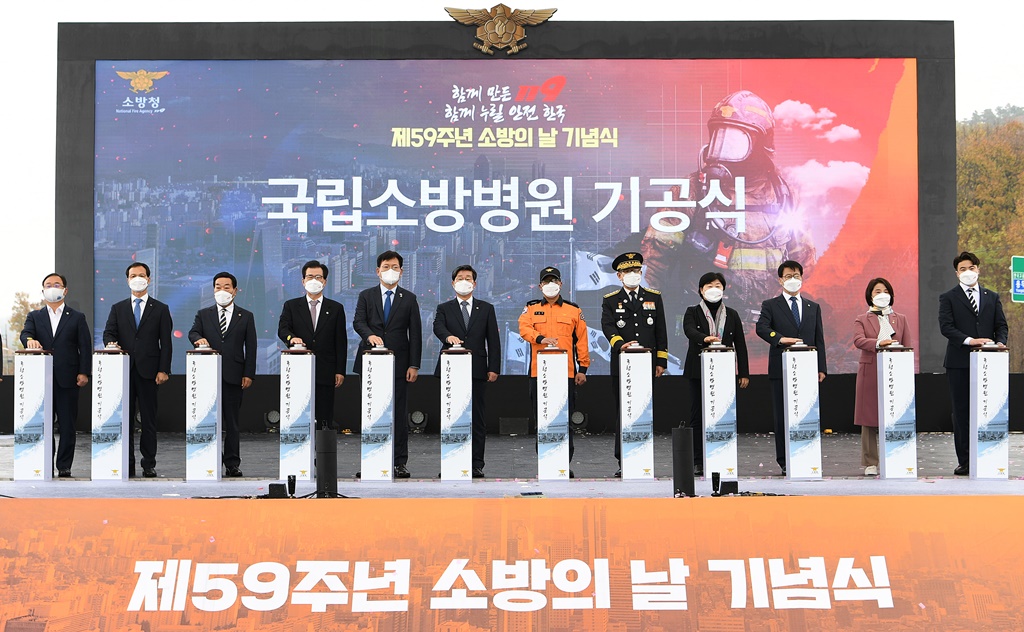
383, 290, 393, 324
134, 298, 142, 328
790, 296, 801, 328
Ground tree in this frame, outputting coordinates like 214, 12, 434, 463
7, 291, 42, 348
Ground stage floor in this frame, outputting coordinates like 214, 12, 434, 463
2, 431, 1022, 499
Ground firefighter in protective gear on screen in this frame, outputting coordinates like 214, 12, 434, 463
640, 89, 816, 327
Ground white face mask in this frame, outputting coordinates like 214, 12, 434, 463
128, 277, 149, 293
959, 270, 979, 286
214, 290, 235, 306
621, 272, 642, 288
42, 287, 65, 302
541, 282, 561, 298
304, 279, 324, 295
453, 280, 474, 296
872, 293, 891, 308
380, 269, 401, 286
702, 287, 724, 303
783, 278, 802, 293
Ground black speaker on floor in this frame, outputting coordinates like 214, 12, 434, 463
315, 428, 338, 498
672, 427, 695, 498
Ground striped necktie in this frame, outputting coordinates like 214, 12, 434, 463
220, 307, 228, 336
966, 287, 978, 315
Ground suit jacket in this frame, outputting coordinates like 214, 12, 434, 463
432, 297, 501, 379
682, 303, 750, 379
20, 305, 93, 388
102, 296, 173, 379
277, 296, 348, 385
852, 310, 912, 427
188, 304, 257, 385
352, 285, 422, 374
938, 284, 1008, 369
600, 286, 669, 374
755, 293, 827, 379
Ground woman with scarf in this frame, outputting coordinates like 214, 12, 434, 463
853, 277, 913, 476
683, 272, 750, 477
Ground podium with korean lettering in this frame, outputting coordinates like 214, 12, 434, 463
361, 347, 396, 482
619, 347, 654, 480
13, 349, 53, 481
782, 346, 822, 480
186, 348, 222, 481
92, 347, 131, 481
701, 344, 739, 481
440, 347, 473, 481
970, 345, 1010, 480
537, 346, 570, 480
877, 346, 917, 479
280, 347, 316, 482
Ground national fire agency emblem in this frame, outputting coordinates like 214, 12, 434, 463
445, 4, 556, 56
116, 69, 169, 93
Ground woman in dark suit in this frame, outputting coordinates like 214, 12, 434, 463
683, 272, 750, 476
853, 277, 912, 476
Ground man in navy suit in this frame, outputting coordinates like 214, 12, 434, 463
189, 271, 257, 477
278, 260, 348, 430
938, 251, 1008, 476
20, 273, 92, 478
755, 260, 827, 475
102, 262, 173, 478
433, 264, 501, 478
353, 250, 423, 478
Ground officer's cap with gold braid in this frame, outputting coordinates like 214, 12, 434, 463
612, 252, 644, 272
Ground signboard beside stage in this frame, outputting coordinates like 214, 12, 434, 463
440, 347, 473, 481
185, 348, 222, 482
91, 348, 131, 481
619, 347, 654, 480
877, 346, 917, 479
701, 344, 739, 481
279, 348, 315, 482
361, 348, 396, 482
13, 350, 53, 481
970, 346, 1010, 480
782, 346, 822, 480
537, 347, 570, 481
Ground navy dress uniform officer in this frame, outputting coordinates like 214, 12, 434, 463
600, 252, 668, 476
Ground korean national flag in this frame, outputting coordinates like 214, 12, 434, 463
587, 327, 611, 362
504, 324, 531, 376
574, 250, 621, 291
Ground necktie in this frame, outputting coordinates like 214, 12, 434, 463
384, 290, 393, 324
133, 298, 142, 328
461, 300, 471, 329
628, 291, 637, 305
967, 287, 978, 315
220, 308, 228, 336
309, 299, 319, 331
790, 296, 801, 328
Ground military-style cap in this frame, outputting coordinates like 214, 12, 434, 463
539, 266, 561, 282
612, 252, 644, 271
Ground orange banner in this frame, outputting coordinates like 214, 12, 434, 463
1, 496, 1022, 630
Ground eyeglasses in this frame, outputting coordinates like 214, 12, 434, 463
43, 284, 65, 289
303, 275, 325, 281
782, 273, 802, 281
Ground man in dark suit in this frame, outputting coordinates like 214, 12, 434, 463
278, 260, 348, 429
102, 262, 173, 478
353, 250, 423, 479
433, 264, 501, 478
755, 260, 826, 475
600, 252, 668, 477
20, 273, 92, 478
938, 251, 1008, 476
188, 271, 257, 477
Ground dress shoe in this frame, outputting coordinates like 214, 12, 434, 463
780, 465, 787, 476
355, 471, 361, 479
394, 465, 411, 479
953, 464, 969, 476
864, 465, 879, 476
693, 464, 704, 477
472, 468, 485, 479
225, 466, 243, 478
569, 469, 576, 479
58, 469, 72, 478
612, 469, 621, 478
142, 467, 158, 478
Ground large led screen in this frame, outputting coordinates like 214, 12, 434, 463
94, 58, 919, 375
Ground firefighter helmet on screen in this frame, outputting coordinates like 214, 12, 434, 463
704, 90, 776, 164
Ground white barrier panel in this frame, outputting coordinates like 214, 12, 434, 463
537, 347, 570, 480
619, 348, 654, 480
782, 347, 822, 480
186, 350, 222, 481
701, 347, 738, 481
280, 349, 316, 481
91, 350, 131, 481
361, 349, 396, 482
970, 347, 1010, 480
14, 351, 53, 481
440, 348, 474, 481
877, 347, 917, 479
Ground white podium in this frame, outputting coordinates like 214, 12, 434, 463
92, 348, 131, 481
877, 346, 917, 479
280, 348, 316, 481
537, 347, 570, 480
782, 346, 822, 480
361, 348, 396, 482
440, 347, 473, 481
186, 349, 222, 481
701, 345, 739, 481
14, 350, 53, 481
970, 346, 1010, 480
619, 347, 654, 480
